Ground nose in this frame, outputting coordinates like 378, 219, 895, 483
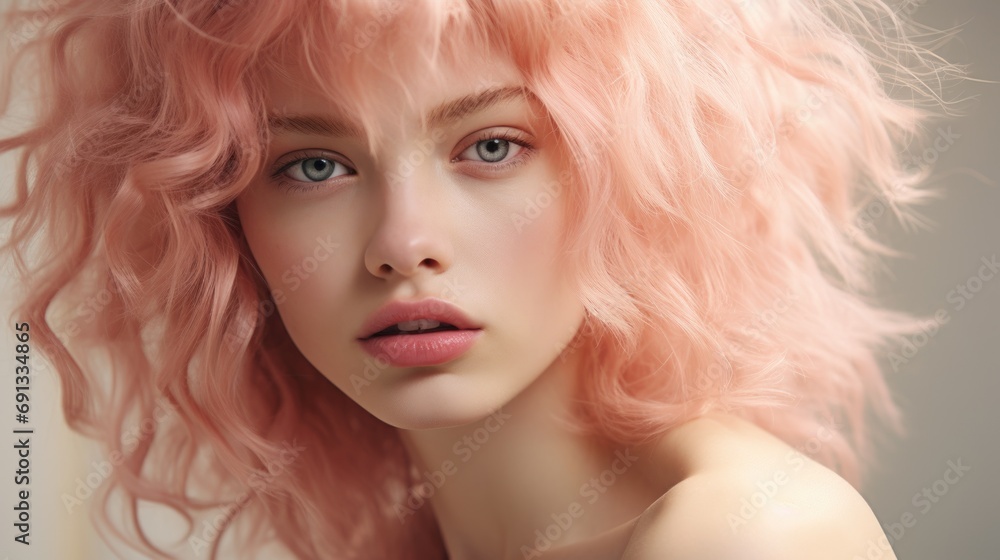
363, 169, 454, 279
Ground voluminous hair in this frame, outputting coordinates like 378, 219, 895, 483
0, 0, 961, 558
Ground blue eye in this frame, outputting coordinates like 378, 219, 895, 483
283, 157, 349, 182
268, 130, 537, 193
270, 150, 356, 193
456, 131, 535, 169
470, 138, 510, 162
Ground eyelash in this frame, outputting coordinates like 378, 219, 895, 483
268, 130, 536, 194
269, 151, 350, 194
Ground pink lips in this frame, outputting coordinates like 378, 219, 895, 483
356, 297, 483, 367
358, 330, 483, 367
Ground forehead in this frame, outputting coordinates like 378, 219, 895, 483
262, 44, 525, 137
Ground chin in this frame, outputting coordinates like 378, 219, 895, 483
364, 373, 516, 431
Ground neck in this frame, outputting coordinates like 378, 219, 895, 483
395, 346, 661, 560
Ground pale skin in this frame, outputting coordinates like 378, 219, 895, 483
235, 44, 899, 560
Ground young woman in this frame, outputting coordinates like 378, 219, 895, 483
0, 0, 961, 558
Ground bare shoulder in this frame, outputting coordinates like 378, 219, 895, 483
622, 413, 897, 560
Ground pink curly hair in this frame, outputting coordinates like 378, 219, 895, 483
0, 0, 960, 558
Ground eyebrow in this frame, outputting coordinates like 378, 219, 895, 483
267, 85, 535, 138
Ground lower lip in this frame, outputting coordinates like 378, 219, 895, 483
358, 329, 483, 367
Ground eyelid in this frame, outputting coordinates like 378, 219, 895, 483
269, 128, 537, 193
269, 149, 353, 179
455, 129, 533, 157
267, 150, 356, 194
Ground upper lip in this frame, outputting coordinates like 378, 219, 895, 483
356, 297, 483, 340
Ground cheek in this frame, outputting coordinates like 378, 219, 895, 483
472, 162, 572, 290
237, 197, 352, 342
508, 216, 564, 292
479, 180, 580, 334
496, 209, 584, 376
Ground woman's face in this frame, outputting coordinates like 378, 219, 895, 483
236, 51, 586, 429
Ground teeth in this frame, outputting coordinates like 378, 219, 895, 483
396, 319, 442, 332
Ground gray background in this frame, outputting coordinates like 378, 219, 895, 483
864, 1, 999, 558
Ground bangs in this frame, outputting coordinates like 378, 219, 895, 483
249, 0, 594, 157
